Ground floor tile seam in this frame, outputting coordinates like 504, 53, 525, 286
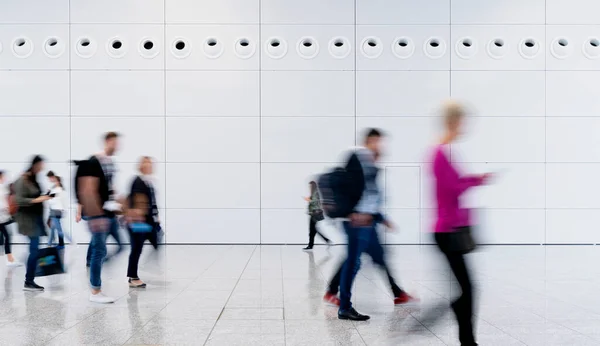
120, 244, 242, 345
202, 245, 259, 346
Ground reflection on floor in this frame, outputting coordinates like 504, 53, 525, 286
0, 244, 599, 345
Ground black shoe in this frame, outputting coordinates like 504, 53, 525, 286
23, 281, 44, 291
338, 308, 370, 321
302, 246, 313, 252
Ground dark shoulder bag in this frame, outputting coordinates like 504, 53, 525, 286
447, 226, 476, 254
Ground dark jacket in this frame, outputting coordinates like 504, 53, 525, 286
14, 173, 44, 237
129, 176, 158, 226
74, 156, 111, 218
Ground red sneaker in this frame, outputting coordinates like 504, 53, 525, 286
394, 292, 418, 305
323, 292, 341, 307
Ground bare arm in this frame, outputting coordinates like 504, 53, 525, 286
78, 176, 103, 218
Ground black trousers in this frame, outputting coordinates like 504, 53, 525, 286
307, 217, 329, 248
127, 228, 158, 279
435, 232, 476, 346
0, 223, 11, 254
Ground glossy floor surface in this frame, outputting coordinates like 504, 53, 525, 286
1, 244, 600, 345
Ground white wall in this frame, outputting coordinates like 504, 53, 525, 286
0, 0, 597, 245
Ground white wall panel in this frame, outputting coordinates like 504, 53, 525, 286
357, 0, 449, 25
451, 0, 545, 24
261, 117, 355, 163
70, 0, 164, 24
546, 0, 600, 24
461, 163, 546, 209
0, 0, 69, 24
0, 1, 595, 245
357, 71, 449, 116
165, 25, 259, 70
383, 209, 421, 244
166, 71, 259, 117
166, 117, 260, 163
546, 118, 600, 162
451, 71, 545, 117
356, 26, 450, 71
546, 210, 600, 244
546, 164, 600, 208
383, 166, 420, 209
477, 209, 545, 244
166, 163, 259, 209
71, 71, 164, 116
261, 71, 354, 117
547, 72, 600, 117
261, 0, 353, 25
546, 26, 600, 70
0, 71, 69, 116
450, 25, 546, 71
0, 25, 69, 69
70, 25, 164, 70
70, 117, 165, 163
261, 25, 354, 71
355, 117, 438, 163
261, 163, 330, 209
453, 117, 545, 163
166, 209, 260, 244
166, 0, 259, 24
0, 117, 69, 162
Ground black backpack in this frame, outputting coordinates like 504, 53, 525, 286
318, 167, 352, 219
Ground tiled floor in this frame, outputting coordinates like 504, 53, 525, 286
1, 244, 600, 345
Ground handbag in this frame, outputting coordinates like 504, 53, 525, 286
35, 246, 65, 277
311, 209, 325, 222
446, 226, 476, 254
130, 222, 153, 233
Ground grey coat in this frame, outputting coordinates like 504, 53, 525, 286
14, 174, 44, 237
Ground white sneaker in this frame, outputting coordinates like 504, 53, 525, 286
89, 292, 115, 304
6, 261, 22, 268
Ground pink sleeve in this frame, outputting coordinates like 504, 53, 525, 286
434, 148, 483, 197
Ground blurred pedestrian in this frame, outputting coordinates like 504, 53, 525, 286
126, 156, 161, 288
303, 181, 330, 251
431, 101, 491, 346
14, 155, 52, 291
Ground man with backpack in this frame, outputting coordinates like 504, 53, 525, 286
319, 129, 414, 321
74, 132, 121, 303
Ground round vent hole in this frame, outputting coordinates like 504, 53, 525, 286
207, 39, 217, 47
240, 40, 249, 47
175, 41, 185, 50
271, 40, 280, 47
112, 40, 122, 49
430, 40, 439, 48
367, 40, 377, 47
303, 41, 312, 47
524, 40, 535, 48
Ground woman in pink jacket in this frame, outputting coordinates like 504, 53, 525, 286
431, 102, 491, 346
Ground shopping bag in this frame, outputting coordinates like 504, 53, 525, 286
35, 247, 65, 277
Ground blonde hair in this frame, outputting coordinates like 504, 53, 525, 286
443, 100, 465, 129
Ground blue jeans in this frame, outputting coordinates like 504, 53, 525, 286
339, 220, 386, 311
25, 216, 45, 282
88, 219, 109, 289
47, 216, 65, 246
86, 216, 122, 266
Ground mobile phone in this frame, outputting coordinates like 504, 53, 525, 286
49, 193, 56, 198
